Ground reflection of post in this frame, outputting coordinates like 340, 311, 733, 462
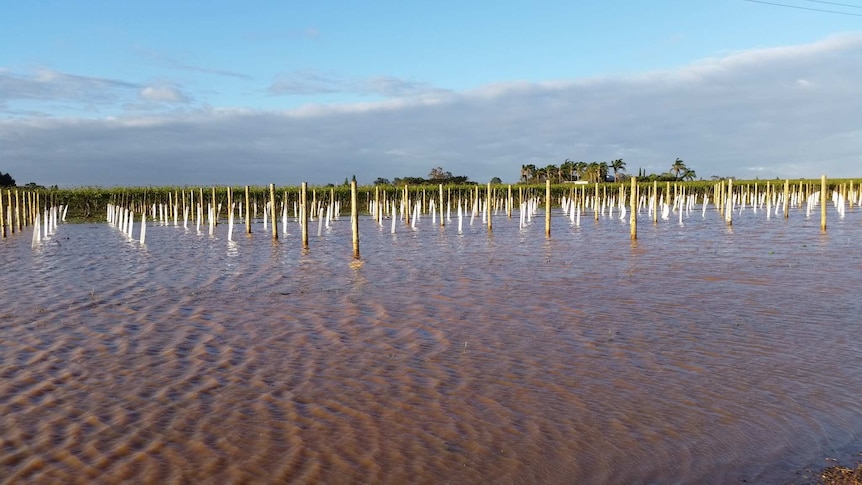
821, 175, 827, 232
351, 180, 359, 259
301, 182, 309, 248
630, 177, 637, 240
545, 180, 551, 237
653, 181, 658, 224
784, 179, 790, 219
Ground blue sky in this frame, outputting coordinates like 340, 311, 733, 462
1, 0, 861, 186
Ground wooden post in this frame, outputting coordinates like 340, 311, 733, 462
594, 183, 599, 221
766, 181, 771, 216
210, 187, 217, 226
226, 186, 232, 229
630, 177, 637, 240
507, 184, 512, 218
375, 186, 380, 224
301, 182, 309, 248
351, 180, 360, 258
821, 175, 827, 232
439, 184, 445, 227
783, 179, 790, 218
245, 185, 251, 234
545, 180, 552, 237
403, 185, 410, 226
726, 178, 733, 226
486, 183, 493, 232
651, 181, 657, 223
0, 186, 5, 238
269, 184, 277, 240
518, 186, 523, 213
15, 189, 21, 232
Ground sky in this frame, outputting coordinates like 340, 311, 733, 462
1, 0, 860, 187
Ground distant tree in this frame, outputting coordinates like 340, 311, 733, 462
520, 164, 537, 183
670, 158, 688, 180
598, 162, 609, 182
583, 163, 599, 183
681, 168, 697, 181
574, 161, 588, 181
394, 176, 427, 185
490, 177, 502, 184
448, 175, 471, 185
560, 159, 576, 182
0, 172, 15, 187
428, 167, 453, 180
543, 164, 559, 183
610, 159, 626, 181
373, 177, 392, 185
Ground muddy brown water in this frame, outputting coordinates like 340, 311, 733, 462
2, 207, 861, 484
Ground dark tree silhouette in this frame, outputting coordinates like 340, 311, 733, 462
0, 172, 15, 187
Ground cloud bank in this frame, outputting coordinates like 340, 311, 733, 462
1, 35, 860, 187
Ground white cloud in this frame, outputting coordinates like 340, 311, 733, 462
139, 85, 189, 103
0, 68, 139, 104
2, 35, 861, 186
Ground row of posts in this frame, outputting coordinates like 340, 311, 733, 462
498, 174, 831, 241
0, 188, 43, 238
148, 175, 839, 257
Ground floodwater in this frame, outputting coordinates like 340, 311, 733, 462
1, 205, 861, 484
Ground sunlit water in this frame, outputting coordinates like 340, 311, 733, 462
2, 206, 861, 484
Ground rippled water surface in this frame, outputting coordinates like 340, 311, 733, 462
2, 206, 861, 484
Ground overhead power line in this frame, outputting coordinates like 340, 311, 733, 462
803, 0, 862, 9
744, 0, 862, 16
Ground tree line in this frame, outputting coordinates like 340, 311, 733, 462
374, 167, 474, 186
520, 158, 696, 184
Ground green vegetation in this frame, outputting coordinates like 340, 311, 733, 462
6, 176, 848, 224
5, 164, 857, 224
521, 157, 702, 184
376, 167, 474, 186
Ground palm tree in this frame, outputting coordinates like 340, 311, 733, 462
598, 162, 609, 183
670, 158, 688, 180
610, 159, 626, 181
544, 164, 558, 183
574, 161, 588, 181
681, 168, 697, 181
534, 166, 547, 183
584, 163, 601, 183
520, 164, 537, 183
559, 160, 574, 182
